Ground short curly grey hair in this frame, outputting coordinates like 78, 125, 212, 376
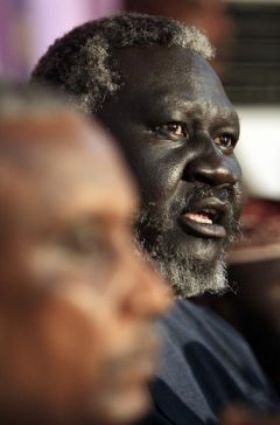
32, 13, 214, 113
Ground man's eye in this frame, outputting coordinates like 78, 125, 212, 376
214, 134, 236, 151
154, 122, 188, 140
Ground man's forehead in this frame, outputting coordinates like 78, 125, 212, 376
113, 46, 237, 120
0, 152, 137, 232
116, 46, 194, 85
116, 47, 224, 95
0, 116, 137, 220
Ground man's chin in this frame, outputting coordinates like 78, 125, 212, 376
152, 249, 228, 298
136, 211, 237, 298
177, 231, 226, 263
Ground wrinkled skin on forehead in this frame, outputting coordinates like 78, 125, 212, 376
0, 113, 171, 425
97, 47, 242, 297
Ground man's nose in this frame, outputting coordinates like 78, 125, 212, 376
182, 139, 240, 186
122, 257, 172, 318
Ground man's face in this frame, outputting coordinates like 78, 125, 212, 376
0, 115, 171, 425
98, 47, 242, 297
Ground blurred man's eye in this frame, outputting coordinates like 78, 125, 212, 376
154, 122, 189, 141
62, 223, 102, 254
58, 220, 120, 269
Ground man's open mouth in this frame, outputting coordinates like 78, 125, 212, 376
179, 197, 229, 238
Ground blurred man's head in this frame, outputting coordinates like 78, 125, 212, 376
32, 14, 242, 298
0, 83, 171, 425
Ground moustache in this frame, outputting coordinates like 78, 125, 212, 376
182, 182, 241, 211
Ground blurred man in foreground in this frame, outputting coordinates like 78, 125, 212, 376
0, 83, 171, 425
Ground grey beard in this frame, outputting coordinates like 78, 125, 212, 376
134, 211, 232, 298
134, 181, 242, 298
152, 249, 228, 298
136, 235, 229, 298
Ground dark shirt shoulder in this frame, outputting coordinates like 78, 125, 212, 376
141, 299, 279, 425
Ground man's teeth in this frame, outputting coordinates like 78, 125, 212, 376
185, 212, 213, 225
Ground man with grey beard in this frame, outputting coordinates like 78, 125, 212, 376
32, 13, 279, 424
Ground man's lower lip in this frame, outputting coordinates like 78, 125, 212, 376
179, 216, 226, 238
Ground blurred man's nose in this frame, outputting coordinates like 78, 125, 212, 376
122, 256, 172, 318
182, 139, 240, 187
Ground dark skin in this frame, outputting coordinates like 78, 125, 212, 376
98, 47, 241, 272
